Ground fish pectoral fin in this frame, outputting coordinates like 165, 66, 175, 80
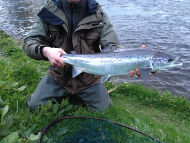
72, 66, 83, 78
139, 68, 152, 77
101, 75, 110, 83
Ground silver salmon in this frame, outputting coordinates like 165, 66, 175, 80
61, 48, 183, 83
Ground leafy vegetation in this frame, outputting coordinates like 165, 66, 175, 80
0, 30, 190, 143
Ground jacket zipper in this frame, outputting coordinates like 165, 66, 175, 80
70, 3, 74, 51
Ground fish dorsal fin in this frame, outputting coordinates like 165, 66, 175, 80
101, 75, 110, 83
72, 66, 83, 78
139, 68, 152, 77
101, 43, 117, 53
71, 51, 77, 54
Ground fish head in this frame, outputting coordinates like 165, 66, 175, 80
151, 51, 183, 71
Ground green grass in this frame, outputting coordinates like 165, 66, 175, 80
0, 30, 190, 143
74, 83, 190, 143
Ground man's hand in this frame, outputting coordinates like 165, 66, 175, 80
129, 45, 157, 78
129, 69, 157, 78
129, 68, 141, 78
43, 47, 66, 68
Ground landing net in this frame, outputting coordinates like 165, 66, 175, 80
39, 116, 163, 143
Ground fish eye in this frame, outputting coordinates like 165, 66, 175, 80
168, 58, 173, 62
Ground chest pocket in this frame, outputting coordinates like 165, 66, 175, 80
48, 25, 68, 48
79, 30, 100, 53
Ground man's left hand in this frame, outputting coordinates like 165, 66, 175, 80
129, 45, 157, 78
129, 69, 157, 78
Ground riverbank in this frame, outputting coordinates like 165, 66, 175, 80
0, 30, 190, 142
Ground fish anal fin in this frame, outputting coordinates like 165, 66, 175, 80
101, 75, 110, 83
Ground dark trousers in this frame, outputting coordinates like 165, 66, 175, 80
27, 75, 112, 112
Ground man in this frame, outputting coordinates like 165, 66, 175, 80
23, 0, 145, 112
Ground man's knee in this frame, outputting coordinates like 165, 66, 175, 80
90, 98, 112, 113
78, 83, 113, 113
26, 75, 69, 111
26, 96, 41, 111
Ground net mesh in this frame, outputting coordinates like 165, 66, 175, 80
40, 116, 162, 143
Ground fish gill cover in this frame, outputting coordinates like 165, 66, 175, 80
39, 116, 163, 143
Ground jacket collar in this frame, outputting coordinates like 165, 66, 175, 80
38, 0, 98, 26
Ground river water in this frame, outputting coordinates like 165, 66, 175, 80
0, 0, 189, 99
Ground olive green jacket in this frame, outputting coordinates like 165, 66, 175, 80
23, 0, 123, 94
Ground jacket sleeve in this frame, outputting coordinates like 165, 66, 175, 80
97, 6, 124, 49
23, 16, 51, 60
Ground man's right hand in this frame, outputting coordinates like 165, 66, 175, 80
43, 47, 66, 68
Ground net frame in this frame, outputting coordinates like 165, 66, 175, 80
38, 116, 163, 143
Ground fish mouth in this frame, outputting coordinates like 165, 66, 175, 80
175, 56, 181, 61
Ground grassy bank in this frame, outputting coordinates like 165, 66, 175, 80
0, 30, 190, 143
